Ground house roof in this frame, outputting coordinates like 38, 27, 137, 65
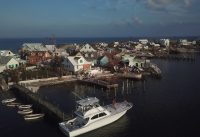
22, 43, 48, 51
67, 56, 80, 66
0, 50, 15, 56
80, 44, 97, 52
0, 56, 13, 65
67, 56, 91, 66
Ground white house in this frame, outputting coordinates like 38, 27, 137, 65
62, 56, 91, 72
80, 44, 96, 53
0, 50, 15, 57
0, 56, 19, 73
54, 48, 69, 57
139, 39, 148, 45
179, 39, 190, 46
135, 44, 143, 51
22, 43, 47, 52
113, 41, 120, 47
150, 42, 160, 47
45, 45, 56, 53
99, 42, 108, 47
160, 39, 170, 47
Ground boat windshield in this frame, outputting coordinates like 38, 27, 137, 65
76, 103, 100, 115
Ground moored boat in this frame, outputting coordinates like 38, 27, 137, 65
59, 97, 132, 137
1, 98, 16, 104
18, 109, 33, 115
24, 113, 45, 121
18, 104, 32, 109
6, 102, 21, 107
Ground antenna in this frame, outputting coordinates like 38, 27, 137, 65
50, 34, 56, 45
72, 92, 83, 100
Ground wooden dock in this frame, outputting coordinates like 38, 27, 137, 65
155, 54, 196, 61
117, 73, 143, 80
78, 78, 118, 89
10, 84, 70, 122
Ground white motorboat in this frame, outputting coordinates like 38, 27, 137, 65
1, 98, 16, 104
24, 113, 45, 121
18, 109, 33, 115
59, 97, 132, 137
6, 102, 21, 107
18, 104, 32, 109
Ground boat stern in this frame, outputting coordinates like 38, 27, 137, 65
124, 100, 133, 110
59, 122, 70, 137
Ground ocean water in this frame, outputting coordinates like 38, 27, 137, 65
0, 37, 133, 53
1, 55, 200, 137
0, 36, 198, 53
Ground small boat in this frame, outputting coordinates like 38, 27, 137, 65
6, 102, 21, 107
59, 97, 132, 137
18, 104, 32, 109
24, 113, 45, 121
1, 98, 16, 104
18, 109, 33, 115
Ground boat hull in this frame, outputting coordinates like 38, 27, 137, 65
18, 105, 32, 109
18, 109, 33, 115
1, 98, 16, 104
59, 110, 127, 137
24, 114, 45, 120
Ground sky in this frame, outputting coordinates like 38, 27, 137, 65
0, 0, 200, 38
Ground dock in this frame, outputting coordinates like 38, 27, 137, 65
78, 78, 118, 89
154, 54, 196, 61
10, 84, 70, 122
117, 73, 143, 80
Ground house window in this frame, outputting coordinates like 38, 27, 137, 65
80, 60, 83, 63
16, 64, 18, 67
9, 65, 12, 68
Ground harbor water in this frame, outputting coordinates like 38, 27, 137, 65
1, 54, 200, 137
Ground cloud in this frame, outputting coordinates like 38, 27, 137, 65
184, 0, 192, 7
145, 0, 193, 11
133, 16, 143, 25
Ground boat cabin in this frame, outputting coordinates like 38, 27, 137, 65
75, 97, 102, 117
70, 97, 110, 128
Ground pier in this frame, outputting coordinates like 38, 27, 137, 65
117, 73, 143, 80
154, 54, 196, 62
10, 84, 70, 122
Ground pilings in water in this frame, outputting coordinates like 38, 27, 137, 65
78, 78, 118, 89
10, 84, 69, 123
0, 78, 9, 91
